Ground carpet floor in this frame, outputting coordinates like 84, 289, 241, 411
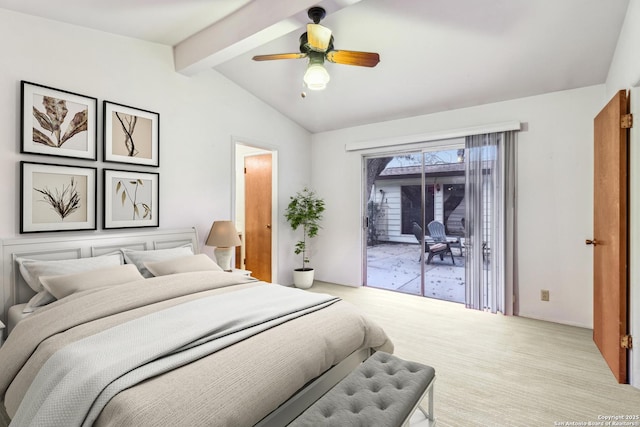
309, 281, 640, 427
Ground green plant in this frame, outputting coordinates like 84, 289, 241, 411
285, 187, 325, 271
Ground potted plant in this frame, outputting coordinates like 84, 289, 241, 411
285, 187, 325, 288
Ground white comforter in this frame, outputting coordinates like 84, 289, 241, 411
0, 271, 393, 427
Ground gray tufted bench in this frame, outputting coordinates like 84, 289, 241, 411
289, 351, 435, 426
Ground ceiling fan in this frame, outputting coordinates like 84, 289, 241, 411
252, 6, 380, 91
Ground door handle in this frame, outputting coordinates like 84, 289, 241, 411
585, 239, 598, 246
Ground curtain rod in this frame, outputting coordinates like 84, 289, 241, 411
345, 121, 521, 152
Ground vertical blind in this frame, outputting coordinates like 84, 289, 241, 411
464, 131, 516, 313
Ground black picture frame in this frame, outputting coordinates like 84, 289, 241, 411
20, 161, 97, 233
103, 168, 159, 229
21, 81, 98, 160
103, 101, 160, 167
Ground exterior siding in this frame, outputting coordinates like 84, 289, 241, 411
372, 184, 405, 242
372, 177, 465, 244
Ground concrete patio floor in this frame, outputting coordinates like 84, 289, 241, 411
365, 242, 465, 303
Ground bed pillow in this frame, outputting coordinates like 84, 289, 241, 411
16, 253, 123, 293
144, 254, 223, 277
121, 244, 194, 278
40, 264, 144, 300
22, 291, 57, 314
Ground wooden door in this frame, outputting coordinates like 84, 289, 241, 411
245, 154, 272, 282
592, 90, 630, 383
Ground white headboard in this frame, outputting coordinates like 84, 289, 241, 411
1, 228, 199, 328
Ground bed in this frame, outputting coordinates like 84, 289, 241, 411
0, 228, 393, 426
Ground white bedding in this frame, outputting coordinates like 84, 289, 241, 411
7, 305, 30, 336
12, 285, 340, 427
0, 271, 393, 426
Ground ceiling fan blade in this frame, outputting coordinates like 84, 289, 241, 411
307, 24, 332, 51
326, 50, 380, 67
252, 53, 307, 61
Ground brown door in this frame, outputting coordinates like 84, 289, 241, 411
592, 90, 630, 383
244, 154, 272, 282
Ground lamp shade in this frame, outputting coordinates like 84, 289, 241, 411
304, 63, 330, 90
206, 221, 241, 248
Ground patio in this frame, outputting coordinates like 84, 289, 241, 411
366, 242, 466, 303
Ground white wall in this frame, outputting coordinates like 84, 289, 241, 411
606, 0, 640, 95
311, 85, 604, 328
0, 9, 311, 285
605, 0, 640, 388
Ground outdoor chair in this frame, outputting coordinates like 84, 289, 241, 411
427, 220, 463, 256
412, 222, 455, 264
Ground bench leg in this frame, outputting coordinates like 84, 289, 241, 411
402, 379, 436, 426
418, 381, 435, 425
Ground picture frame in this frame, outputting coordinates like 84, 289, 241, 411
103, 101, 160, 167
20, 161, 97, 233
21, 81, 98, 160
103, 169, 159, 229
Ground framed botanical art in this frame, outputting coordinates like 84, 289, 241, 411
20, 161, 97, 233
103, 101, 159, 167
103, 169, 159, 229
21, 81, 98, 160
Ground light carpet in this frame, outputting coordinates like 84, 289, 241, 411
310, 281, 640, 427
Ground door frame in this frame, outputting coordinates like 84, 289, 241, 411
232, 138, 279, 284
630, 87, 640, 388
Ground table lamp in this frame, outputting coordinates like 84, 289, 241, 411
206, 221, 241, 271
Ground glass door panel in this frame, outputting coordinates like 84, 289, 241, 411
364, 147, 466, 303
421, 149, 466, 303
364, 152, 422, 295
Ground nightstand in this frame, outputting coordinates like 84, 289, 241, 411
231, 269, 252, 277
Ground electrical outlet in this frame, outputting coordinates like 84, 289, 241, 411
541, 290, 550, 301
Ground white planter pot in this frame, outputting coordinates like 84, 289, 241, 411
293, 268, 315, 289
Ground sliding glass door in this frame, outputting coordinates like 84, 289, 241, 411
363, 131, 515, 313
364, 147, 466, 303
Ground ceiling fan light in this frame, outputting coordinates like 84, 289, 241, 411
304, 63, 330, 90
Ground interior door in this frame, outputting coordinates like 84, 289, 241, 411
245, 154, 272, 282
592, 89, 630, 383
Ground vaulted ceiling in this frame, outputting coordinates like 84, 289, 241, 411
0, 0, 630, 133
